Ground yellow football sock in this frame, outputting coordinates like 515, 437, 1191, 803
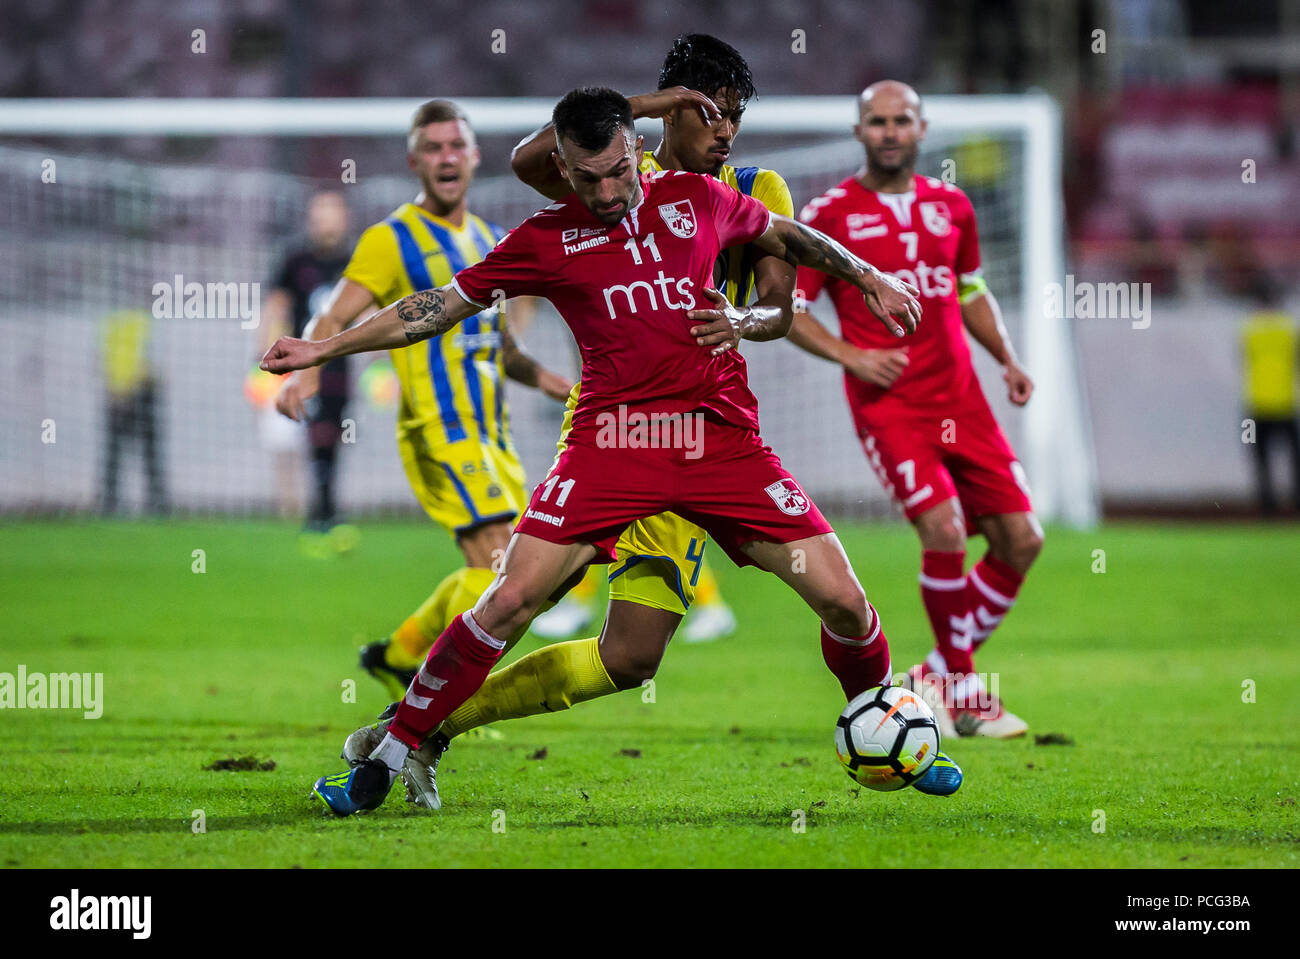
694, 562, 721, 607
386, 565, 497, 670
386, 568, 466, 670
440, 636, 618, 739
446, 566, 497, 627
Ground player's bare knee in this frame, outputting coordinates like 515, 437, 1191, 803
599, 646, 660, 690
479, 582, 539, 637
918, 512, 965, 553
1012, 526, 1044, 570
993, 519, 1043, 573
820, 583, 871, 637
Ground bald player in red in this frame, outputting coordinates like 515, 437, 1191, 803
790, 80, 1044, 739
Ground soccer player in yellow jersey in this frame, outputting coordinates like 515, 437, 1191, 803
337, 36, 820, 809
276, 100, 571, 699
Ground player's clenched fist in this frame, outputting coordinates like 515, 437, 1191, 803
1003, 360, 1034, 406
261, 336, 325, 375
860, 269, 922, 338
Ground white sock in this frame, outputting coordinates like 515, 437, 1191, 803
369, 732, 409, 785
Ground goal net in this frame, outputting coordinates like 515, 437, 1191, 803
0, 95, 1097, 527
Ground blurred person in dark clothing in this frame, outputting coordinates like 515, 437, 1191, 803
101, 309, 166, 514
263, 190, 358, 552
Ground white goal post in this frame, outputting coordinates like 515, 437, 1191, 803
0, 95, 1098, 527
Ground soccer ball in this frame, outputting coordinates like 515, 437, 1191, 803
834, 685, 940, 791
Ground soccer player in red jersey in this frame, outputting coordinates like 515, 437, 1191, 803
263, 87, 928, 815
790, 81, 1044, 739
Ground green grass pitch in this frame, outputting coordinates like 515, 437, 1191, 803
1, 518, 1297, 868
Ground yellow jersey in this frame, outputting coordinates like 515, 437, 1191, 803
638, 154, 793, 307
103, 310, 151, 397
343, 203, 514, 450
1242, 310, 1298, 417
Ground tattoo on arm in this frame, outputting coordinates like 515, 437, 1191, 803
778, 221, 869, 285
500, 321, 541, 386
397, 289, 453, 343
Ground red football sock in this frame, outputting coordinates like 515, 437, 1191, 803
820, 605, 892, 701
388, 611, 505, 748
918, 549, 972, 675
965, 553, 1023, 655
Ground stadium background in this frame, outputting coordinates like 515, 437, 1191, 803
2, 0, 1299, 878
2, 0, 1297, 520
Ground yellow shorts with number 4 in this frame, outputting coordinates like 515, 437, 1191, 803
608, 512, 708, 616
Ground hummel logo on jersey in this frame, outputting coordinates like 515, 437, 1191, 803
849, 223, 889, 241
765, 478, 810, 516
562, 228, 611, 256
658, 199, 696, 238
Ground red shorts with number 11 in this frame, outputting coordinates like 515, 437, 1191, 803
515, 415, 833, 567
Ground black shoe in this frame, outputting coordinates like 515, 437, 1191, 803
359, 640, 416, 701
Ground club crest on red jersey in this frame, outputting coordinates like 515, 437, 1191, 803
764, 478, 810, 516
658, 199, 697, 239
919, 201, 952, 237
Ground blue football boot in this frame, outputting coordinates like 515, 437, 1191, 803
312, 758, 393, 816
912, 751, 963, 796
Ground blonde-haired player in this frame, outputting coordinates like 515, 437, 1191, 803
276, 99, 571, 700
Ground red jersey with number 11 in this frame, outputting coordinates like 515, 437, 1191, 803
453, 170, 773, 438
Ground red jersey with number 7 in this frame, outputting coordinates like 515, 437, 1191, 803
795, 175, 984, 417
452, 170, 773, 439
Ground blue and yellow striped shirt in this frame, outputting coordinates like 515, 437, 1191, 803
344, 203, 514, 450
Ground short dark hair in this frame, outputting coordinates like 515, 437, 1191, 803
552, 87, 634, 153
408, 99, 472, 147
657, 34, 755, 104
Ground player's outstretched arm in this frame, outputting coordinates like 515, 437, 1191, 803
960, 288, 1034, 406
510, 87, 721, 200
260, 284, 476, 374
755, 215, 922, 337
